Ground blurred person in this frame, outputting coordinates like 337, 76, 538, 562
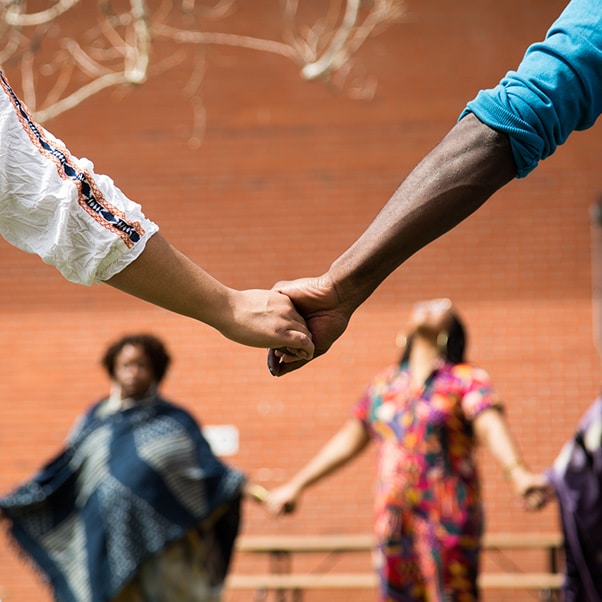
266, 299, 546, 601
0, 70, 313, 359
0, 333, 267, 602
268, 0, 601, 375
529, 397, 602, 602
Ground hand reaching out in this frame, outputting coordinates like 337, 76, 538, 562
107, 234, 315, 357
509, 467, 555, 512
220, 288, 315, 357
264, 483, 302, 516
268, 274, 352, 376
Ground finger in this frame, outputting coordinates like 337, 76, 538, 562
268, 349, 282, 375
284, 347, 310, 361
523, 490, 548, 511
273, 348, 312, 362
278, 347, 309, 362
267, 351, 309, 377
273, 358, 308, 376
268, 348, 310, 376
282, 331, 314, 361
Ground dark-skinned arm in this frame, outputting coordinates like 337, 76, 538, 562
269, 114, 515, 374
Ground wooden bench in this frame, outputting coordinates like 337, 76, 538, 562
227, 572, 564, 589
228, 533, 564, 600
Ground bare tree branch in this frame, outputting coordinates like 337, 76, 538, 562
0, 0, 405, 139
152, 22, 300, 62
34, 71, 130, 121
301, 0, 359, 80
4, 0, 82, 27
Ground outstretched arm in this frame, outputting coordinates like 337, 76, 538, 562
269, 114, 515, 374
0, 71, 314, 359
473, 408, 553, 510
327, 114, 515, 311
269, 2, 602, 375
107, 232, 314, 356
265, 418, 369, 516
323, 0, 602, 319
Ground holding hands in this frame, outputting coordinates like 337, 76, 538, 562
108, 234, 315, 359
268, 273, 353, 376
507, 467, 555, 512
220, 288, 315, 356
263, 482, 301, 516
259, 470, 556, 518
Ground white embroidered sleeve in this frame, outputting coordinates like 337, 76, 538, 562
0, 72, 159, 286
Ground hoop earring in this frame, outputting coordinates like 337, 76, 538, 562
395, 333, 407, 349
437, 331, 449, 356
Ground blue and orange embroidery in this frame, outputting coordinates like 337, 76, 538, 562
0, 70, 145, 248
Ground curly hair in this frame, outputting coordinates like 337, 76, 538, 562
101, 334, 171, 383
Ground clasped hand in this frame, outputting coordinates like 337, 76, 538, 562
267, 274, 352, 376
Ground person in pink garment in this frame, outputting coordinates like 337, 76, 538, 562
266, 299, 548, 600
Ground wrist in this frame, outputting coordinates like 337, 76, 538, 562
324, 263, 367, 318
213, 287, 245, 340
503, 459, 528, 479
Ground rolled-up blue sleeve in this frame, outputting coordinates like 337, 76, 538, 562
460, 0, 602, 177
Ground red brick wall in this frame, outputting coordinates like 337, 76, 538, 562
1, 1, 600, 601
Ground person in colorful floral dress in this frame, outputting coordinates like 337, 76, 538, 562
266, 298, 547, 601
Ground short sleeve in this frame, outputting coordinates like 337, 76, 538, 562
452, 364, 503, 421
350, 365, 399, 428
352, 390, 371, 424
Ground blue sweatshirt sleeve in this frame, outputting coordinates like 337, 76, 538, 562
460, 0, 602, 177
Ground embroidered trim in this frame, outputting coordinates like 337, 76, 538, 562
0, 71, 145, 248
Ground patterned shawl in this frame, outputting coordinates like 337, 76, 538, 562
0, 396, 245, 602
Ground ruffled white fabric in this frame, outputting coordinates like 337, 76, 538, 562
0, 71, 158, 285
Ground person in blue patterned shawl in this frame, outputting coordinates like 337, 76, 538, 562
0, 334, 263, 602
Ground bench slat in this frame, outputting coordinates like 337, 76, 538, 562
231, 533, 564, 593
480, 573, 564, 589
236, 534, 372, 553
236, 533, 562, 554
227, 574, 376, 589
227, 572, 563, 590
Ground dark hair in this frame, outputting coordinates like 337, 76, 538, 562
399, 313, 467, 366
101, 334, 171, 383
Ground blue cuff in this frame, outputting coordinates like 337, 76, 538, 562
460, 0, 602, 178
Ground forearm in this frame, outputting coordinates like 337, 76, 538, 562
475, 408, 554, 505
474, 408, 526, 473
288, 419, 369, 493
328, 114, 516, 314
107, 233, 233, 330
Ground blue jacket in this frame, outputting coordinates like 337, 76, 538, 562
461, 0, 602, 177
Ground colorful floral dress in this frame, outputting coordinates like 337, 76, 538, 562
352, 362, 502, 601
